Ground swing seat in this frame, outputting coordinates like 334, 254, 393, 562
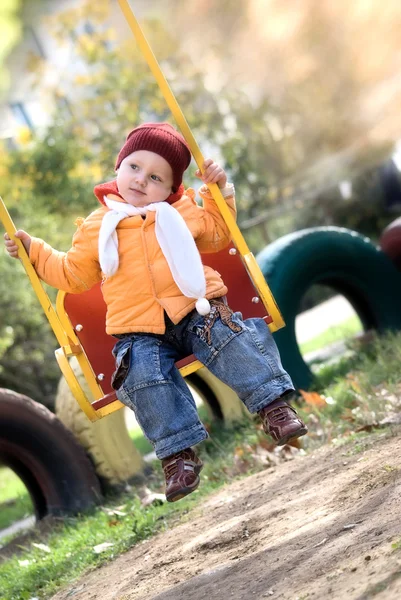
55, 243, 276, 421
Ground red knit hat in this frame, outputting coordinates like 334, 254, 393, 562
115, 122, 192, 193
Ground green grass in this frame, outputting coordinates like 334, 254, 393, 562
129, 426, 154, 455
1, 494, 176, 600
299, 314, 362, 355
0, 468, 34, 531
0, 467, 27, 503
392, 538, 401, 551
297, 330, 401, 447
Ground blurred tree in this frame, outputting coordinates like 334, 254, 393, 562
0, 252, 60, 407
173, 0, 401, 241
0, 0, 22, 93
7, 126, 95, 216
25, 0, 303, 239
0, 131, 94, 406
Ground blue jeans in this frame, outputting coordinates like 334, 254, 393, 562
113, 300, 294, 459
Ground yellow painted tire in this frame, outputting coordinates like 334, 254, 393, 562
188, 368, 247, 423
55, 360, 246, 487
55, 358, 144, 489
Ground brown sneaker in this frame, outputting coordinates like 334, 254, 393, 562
259, 399, 308, 446
162, 448, 203, 503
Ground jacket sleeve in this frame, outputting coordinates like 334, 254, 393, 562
29, 220, 102, 293
195, 183, 236, 253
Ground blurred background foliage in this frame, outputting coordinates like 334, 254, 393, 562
1, 0, 401, 405
0, 0, 22, 93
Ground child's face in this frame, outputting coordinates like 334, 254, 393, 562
116, 150, 174, 207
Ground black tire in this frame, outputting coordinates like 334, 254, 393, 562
257, 226, 401, 389
0, 388, 102, 520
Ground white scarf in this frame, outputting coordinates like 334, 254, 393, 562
98, 196, 211, 315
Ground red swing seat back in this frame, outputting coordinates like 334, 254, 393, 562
61, 243, 272, 411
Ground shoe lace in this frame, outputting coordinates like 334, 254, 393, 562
268, 407, 291, 423
164, 459, 179, 479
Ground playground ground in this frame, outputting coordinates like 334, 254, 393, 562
7, 295, 401, 600
48, 297, 401, 600
50, 426, 401, 600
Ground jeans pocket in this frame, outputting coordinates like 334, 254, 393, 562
111, 343, 132, 390
192, 299, 243, 347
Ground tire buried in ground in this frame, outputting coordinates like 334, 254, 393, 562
0, 388, 101, 520
55, 360, 246, 488
55, 357, 145, 490
257, 226, 401, 390
187, 368, 247, 423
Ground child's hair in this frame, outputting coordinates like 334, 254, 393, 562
115, 122, 191, 192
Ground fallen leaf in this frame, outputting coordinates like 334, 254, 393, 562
32, 543, 51, 553
137, 486, 166, 507
18, 560, 31, 567
346, 373, 362, 393
93, 542, 114, 554
108, 519, 120, 527
299, 390, 327, 407
257, 437, 276, 452
355, 424, 377, 433
287, 437, 302, 449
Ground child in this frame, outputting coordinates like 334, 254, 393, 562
4, 122, 307, 502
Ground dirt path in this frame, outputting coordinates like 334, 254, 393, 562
51, 429, 401, 600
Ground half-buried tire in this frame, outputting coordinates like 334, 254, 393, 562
0, 388, 101, 520
55, 359, 246, 489
257, 226, 401, 390
55, 357, 145, 490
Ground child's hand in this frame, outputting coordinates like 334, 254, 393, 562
195, 159, 227, 189
4, 230, 32, 259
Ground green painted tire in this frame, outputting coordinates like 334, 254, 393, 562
257, 226, 401, 389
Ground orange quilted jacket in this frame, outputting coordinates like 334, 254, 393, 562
29, 186, 236, 334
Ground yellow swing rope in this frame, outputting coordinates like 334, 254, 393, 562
0, 198, 73, 350
117, 0, 284, 330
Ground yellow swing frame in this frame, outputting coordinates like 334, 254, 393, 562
0, 0, 284, 422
